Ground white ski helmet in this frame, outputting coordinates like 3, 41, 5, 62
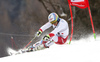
48, 12, 59, 24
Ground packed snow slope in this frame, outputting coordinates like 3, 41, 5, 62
0, 35, 100, 62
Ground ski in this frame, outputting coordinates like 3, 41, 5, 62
9, 51, 21, 55
9, 48, 34, 56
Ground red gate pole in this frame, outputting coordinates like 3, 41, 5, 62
87, 2, 96, 39
68, 0, 74, 44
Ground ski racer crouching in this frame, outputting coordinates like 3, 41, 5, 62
26, 12, 69, 52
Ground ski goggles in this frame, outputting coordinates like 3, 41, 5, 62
50, 20, 57, 24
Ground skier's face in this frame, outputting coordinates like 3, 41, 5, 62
53, 22, 58, 26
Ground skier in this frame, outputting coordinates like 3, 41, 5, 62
26, 12, 69, 52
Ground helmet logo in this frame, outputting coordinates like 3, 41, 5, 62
49, 18, 53, 21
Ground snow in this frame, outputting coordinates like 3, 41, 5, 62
0, 35, 100, 62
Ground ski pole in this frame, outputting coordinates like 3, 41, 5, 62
23, 36, 37, 49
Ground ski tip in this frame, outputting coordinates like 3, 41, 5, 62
9, 52, 13, 56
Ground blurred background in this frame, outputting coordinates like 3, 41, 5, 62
0, 0, 100, 58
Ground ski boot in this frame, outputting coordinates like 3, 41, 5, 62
26, 45, 35, 52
